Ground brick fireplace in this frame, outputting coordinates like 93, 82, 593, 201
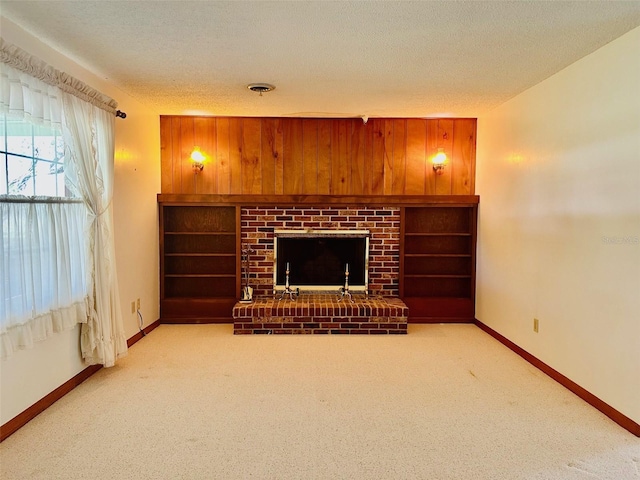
241, 206, 400, 296
234, 205, 407, 334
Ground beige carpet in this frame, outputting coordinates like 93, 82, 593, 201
1, 324, 638, 479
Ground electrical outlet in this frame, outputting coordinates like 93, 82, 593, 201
533, 318, 539, 333
136, 298, 141, 310
131, 301, 136, 314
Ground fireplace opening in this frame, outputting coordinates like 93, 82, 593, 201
274, 230, 369, 293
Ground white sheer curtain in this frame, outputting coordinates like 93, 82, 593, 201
62, 93, 127, 367
1, 39, 127, 365
0, 198, 88, 357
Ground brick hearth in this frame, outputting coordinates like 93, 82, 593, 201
233, 295, 408, 334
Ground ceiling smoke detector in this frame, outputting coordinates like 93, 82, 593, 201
247, 83, 275, 96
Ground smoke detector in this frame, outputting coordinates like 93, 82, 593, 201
247, 83, 275, 96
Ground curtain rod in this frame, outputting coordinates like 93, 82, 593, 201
115, 110, 127, 119
1, 38, 118, 115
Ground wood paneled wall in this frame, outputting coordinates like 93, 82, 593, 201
160, 116, 476, 196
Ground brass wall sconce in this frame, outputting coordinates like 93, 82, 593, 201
190, 147, 205, 173
432, 147, 447, 175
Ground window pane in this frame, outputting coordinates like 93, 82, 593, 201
33, 132, 57, 161
34, 160, 59, 196
2, 115, 69, 198
0, 116, 6, 194
7, 154, 34, 196
0, 154, 7, 195
6, 136, 32, 157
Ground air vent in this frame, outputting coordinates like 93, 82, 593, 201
247, 83, 275, 95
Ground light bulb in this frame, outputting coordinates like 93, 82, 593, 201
432, 148, 447, 165
190, 147, 205, 162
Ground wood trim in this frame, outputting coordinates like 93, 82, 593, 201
475, 319, 640, 437
469, 204, 478, 301
0, 364, 101, 442
157, 193, 479, 206
235, 205, 242, 298
159, 204, 165, 300
1, 319, 161, 442
398, 206, 406, 298
409, 317, 474, 324
159, 317, 231, 324
126, 319, 162, 348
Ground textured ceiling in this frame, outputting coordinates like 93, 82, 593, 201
1, 1, 639, 118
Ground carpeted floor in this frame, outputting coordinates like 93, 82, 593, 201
1, 324, 638, 479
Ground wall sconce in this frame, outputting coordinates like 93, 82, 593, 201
431, 147, 447, 175
190, 147, 205, 173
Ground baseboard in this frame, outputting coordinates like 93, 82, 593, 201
475, 319, 640, 437
408, 318, 474, 324
1, 319, 161, 442
0, 363, 101, 442
127, 319, 162, 347
160, 317, 232, 324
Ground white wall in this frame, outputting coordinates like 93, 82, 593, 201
0, 18, 160, 425
476, 27, 640, 423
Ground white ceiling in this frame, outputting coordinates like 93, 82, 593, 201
2, 1, 639, 118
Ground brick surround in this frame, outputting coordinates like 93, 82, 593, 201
241, 206, 400, 297
233, 295, 408, 334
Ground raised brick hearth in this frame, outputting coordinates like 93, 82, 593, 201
233, 295, 408, 334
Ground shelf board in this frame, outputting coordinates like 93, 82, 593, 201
403, 295, 473, 299
404, 253, 471, 258
403, 274, 471, 279
164, 292, 236, 299
404, 232, 471, 237
165, 274, 236, 278
165, 253, 236, 257
164, 231, 235, 235
161, 295, 237, 301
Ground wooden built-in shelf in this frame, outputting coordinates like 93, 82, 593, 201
159, 195, 478, 324
400, 205, 477, 322
160, 204, 240, 323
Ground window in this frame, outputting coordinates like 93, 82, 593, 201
0, 113, 69, 197
1, 46, 126, 364
0, 113, 88, 357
